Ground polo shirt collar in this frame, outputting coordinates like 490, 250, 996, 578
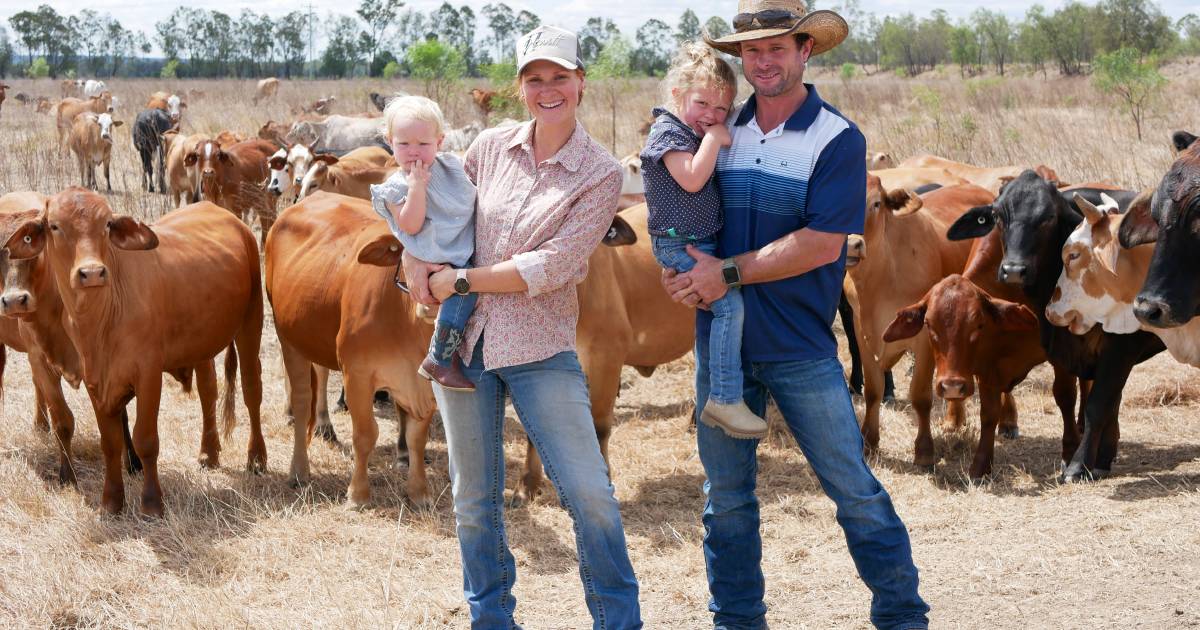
733, 84, 824, 132
506, 119, 587, 172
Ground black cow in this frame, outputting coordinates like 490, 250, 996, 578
132, 108, 173, 193
1120, 131, 1200, 328
947, 170, 1165, 481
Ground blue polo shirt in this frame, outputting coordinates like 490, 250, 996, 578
697, 85, 866, 362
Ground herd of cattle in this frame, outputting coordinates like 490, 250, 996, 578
0, 79, 1197, 520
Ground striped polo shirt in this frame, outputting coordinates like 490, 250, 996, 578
697, 84, 867, 362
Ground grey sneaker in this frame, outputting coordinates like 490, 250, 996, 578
700, 401, 768, 439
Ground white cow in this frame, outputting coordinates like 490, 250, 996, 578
83, 80, 107, 98
285, 115, 385, 153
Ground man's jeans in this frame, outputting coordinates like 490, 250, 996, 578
694, 332, 930, 630
433, 340, 642, 630
652, 235, 745, 404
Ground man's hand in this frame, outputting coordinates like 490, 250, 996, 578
662, 267, 710, 310
401, 250, 445, 305
429, 267, 457, 302
681, 245, 729, 304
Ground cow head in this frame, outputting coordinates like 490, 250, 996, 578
947, 169, 1078, 292
867, 151, 895, 170
883, 274, 1038, 400
285, 120, 323, 147
845, 235, 865, 268
619, 153, 643, 195
186, 140, 232, 201
298, 154, 339, 198
853, 175, 922, 273
1173, 131, 1198, 154
166, 94, 186, 122
266, 147, 290, 197
96, 113, 122, 142
4, 189, 157, 303
0, 205, 45, 317
1045, 193, 1134, 335
1121, 134, 1200, 328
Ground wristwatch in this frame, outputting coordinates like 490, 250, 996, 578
721, 258, 741, 288
454, 269, 471, 295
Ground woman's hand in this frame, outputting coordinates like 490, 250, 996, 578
430, 267, 457, 302
401, 250, 445, 305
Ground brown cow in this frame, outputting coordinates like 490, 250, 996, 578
146, 92, 186, 122
870, 167, 970, 192
35, 96, 53, 114
844, 180, 990, 466
214, 130, 247, 147
258, 120, 290, 146
60, 79, 83, 98
470, 87, 497, 121
867, 151, 896, 170
617, 153, 646, 211
0, 82, 9, 116
297, 147, 396, 200
899, 154, 1062, 194
265, 191, 436, 507
186, 138, 277, 238
54, 93, 113, 152
253, 78, 280, 105
164, 131, 208, 207
68, 112, 123, 192
3, 191, 266, 516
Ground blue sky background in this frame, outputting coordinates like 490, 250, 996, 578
0, 0, 1194, 55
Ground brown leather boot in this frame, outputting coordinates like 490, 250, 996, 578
418, 353, 475, 391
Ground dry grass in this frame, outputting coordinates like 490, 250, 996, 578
0, 70, 1199, 628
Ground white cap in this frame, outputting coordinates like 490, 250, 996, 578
516, 26, 582, 73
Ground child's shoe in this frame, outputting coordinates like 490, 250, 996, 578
700, 400, 768, 439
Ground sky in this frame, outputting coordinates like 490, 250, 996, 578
0, 0, 1194, 55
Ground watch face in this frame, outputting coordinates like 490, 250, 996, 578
722, 264, 740, 285
454, 278, 470, 294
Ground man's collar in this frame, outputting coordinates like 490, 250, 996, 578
733, 84, 823, 132
506, 119, 586, 171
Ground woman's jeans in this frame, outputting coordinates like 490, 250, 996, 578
652, 234, 744, 405
433, 340, 643, 630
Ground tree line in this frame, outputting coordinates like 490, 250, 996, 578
0, 0, 1197, 81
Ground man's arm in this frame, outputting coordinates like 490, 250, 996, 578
675, 228, 845, 304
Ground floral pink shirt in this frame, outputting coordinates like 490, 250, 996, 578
462, 120, 622, 370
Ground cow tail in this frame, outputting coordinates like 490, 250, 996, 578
221, 343, 239, 439
0, 345, 6, 402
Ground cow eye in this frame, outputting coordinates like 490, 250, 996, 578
49, 224, 58, 232
23, 235, 31, 244
1067, 251, 1080, 261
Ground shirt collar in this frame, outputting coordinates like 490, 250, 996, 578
650, 106, 700, 140
506, 119, 587, 172
733, 84, 824, 132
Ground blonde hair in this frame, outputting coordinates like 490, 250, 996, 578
662, 42, 738, 112
381, 95, 447, 139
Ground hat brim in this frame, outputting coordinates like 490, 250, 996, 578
703, 10, 848, 57
517, 55, 581, 73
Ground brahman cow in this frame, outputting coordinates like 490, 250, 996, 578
297, 146, 396, 200
285, 115, 387, 154
266, 142, 319, 203
870, 167, 970, 192
132, 109, 173, 193
618, 153, 646, 210
83, 80, 106, 98
186, 138, 277, 239
844, 179, 988, 466
948, 170, 1165, 481
867, 151, 895, 170
899, 154, 1063, 194
253, 78, 280, 105
164, 131, 208, 207
54, 93, 113, 153
3, 191, 266, 516
68, 112, 122, 192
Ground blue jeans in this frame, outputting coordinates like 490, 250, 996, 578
652, 235, 744, 404
694, 332, 929, 630
433, 339, 642, 630
429, 289, 479, 366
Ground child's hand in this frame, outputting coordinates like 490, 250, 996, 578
704, 123, 732, 147
406, 159, 432, 189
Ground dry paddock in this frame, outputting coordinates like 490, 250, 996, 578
0, 71, 1198, 628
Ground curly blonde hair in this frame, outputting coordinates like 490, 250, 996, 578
662, 42, 738, 112
380, 95, 447, 140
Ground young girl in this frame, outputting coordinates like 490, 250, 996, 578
371, 95, 478, 391
641, 42, 767, 439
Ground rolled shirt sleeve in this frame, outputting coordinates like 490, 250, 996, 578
803, 127, 867, 235
511, 165, 622, 297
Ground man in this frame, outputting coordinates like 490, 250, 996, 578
664, 2, 930, 629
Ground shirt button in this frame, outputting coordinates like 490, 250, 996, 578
760, 139, 766, 144
755, 158, 761, 164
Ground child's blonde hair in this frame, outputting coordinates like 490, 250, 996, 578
381, 95, 447, 139
662, 42, 738, 112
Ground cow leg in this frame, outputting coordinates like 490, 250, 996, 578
30, 352, 76, 485
910, 341, 937, 469
103, 159, 112, 192
342, 370, 379, 508
1077, 379, 1092, 433
518, 441, 544, 507
32, 380, 51, 433
970, 382, 1004, 481
281, 341, 315, 486
858, 346, 886, 455
193, 358, 221, 468
121, 408, 142, 474
1051, 366, 1080, 465
96, 403, 128, 514
997, 391, 1019, 440
839, 294, 864, 395
313, 366, 338, 444
132, 377, 165, 517
140, 148, 151, 192
235, 317, 267, 473
401, 407, 432, 508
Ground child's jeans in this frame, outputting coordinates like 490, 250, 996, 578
652, 235, 744, 405
429, 270, 479, 367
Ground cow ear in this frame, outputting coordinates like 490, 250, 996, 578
1118, 190, 1158, 248
356, 233, 403, 267
947, 205, 995, 240
316, 154, 339, 165
883, 299, 927, 342
269, 155, 286, 170
1172, 130, 1198, 153
184, 151, 198, 166
112, 120, 123, 127
2, 211, 47, 260
217, 150, 232, 163
1073, 193, 1105, 225
109, 216, 158, 250
602, 215, 637, 247
888, 188, 923, 216
992, 300, 1039, 332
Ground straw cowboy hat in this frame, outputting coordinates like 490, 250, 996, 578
703, 0, 849, 57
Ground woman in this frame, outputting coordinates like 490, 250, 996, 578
403, 25, 642, 630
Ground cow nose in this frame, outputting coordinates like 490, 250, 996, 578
1134, 296, 1172, 327
937, 377, 970, 400
0, 291, 31, 313
999, 263, 1027, 285
294, 177, 303, 185
76, 265, 108, 287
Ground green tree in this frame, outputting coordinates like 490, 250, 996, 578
276, 11, 309, 78
634, 18, 673, 75
675, 9, 701, 45
578, 17, 620, 65
322, 14, 363, 77
27, 56, 49, 78
482, 3, 515, 61
1100, 0, 1176, 56
1092, 47, 1166, 141
590, 36, 634, 153
357, 0, 403, 74
160, 58, 179, 78
407, 37, 466, 103
971, 9, 1013, 76
949, 23, 982, 77
0, 26, 13, 78
703, 16, 731, 40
